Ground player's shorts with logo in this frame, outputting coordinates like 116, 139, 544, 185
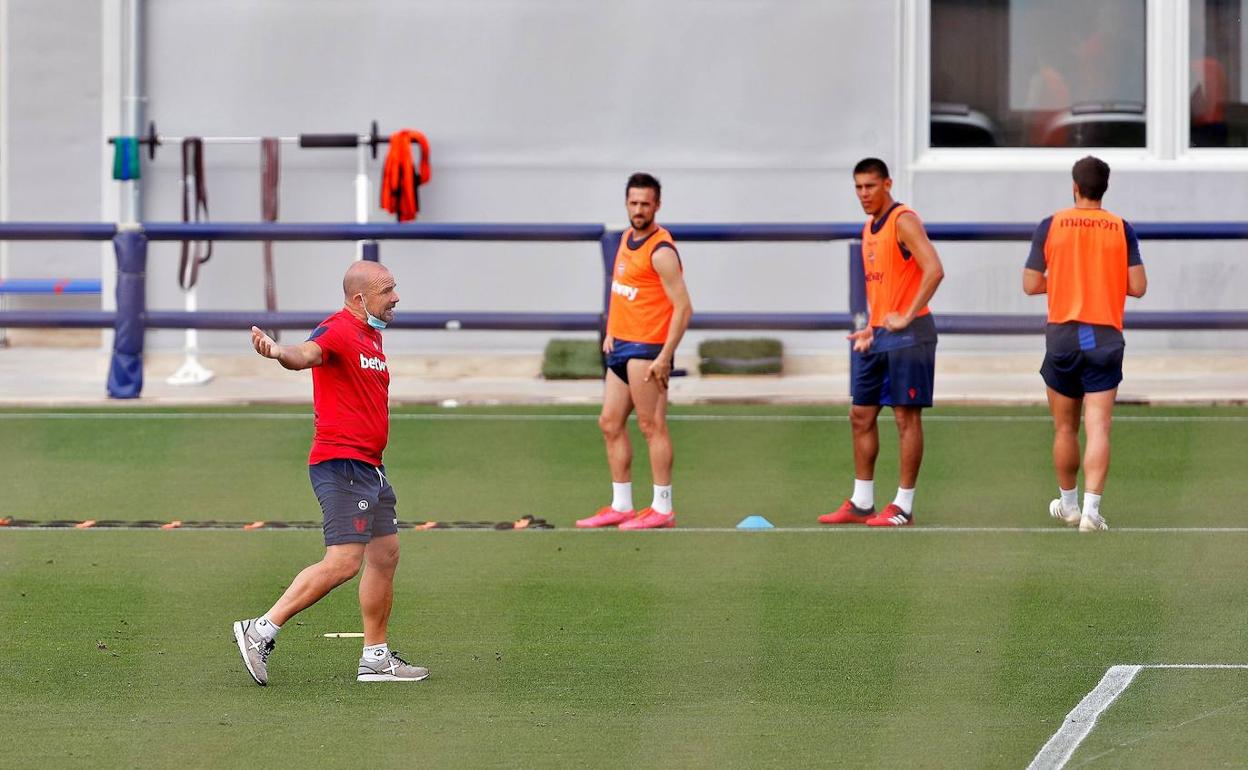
606, 339, 664, 385
1041, 322, 1124, 398
309, 458, 398, 545
851, 314, 937, 408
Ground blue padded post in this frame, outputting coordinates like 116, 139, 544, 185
107, 229, 147, 398
361, 240, 380, 262
848, 241, 866, 397
599, 231, 623, 373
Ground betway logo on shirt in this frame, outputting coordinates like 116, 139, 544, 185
611, 280, 639, 301
359, 353, 388, 372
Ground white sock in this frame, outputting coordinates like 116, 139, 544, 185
363, 643, 389, 661
255, 616, 281, 641
1083, 492, 1102, 519
851, 478, 874, 509
611, 482, 633, 512
1060, 486, 1078, 510
651, 484, 673, 514
892, 487, 915, 515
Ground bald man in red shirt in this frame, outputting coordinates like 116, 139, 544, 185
233, 260, 429, 685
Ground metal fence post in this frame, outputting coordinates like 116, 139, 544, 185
598, 230, 622, 373
847, 240, 865, 398
107, 227, 148, 398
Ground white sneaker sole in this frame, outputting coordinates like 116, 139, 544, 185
357, 672, 429, 683
233, 621, 266, 686
1049, 499, 1080, 527
1079, 515, 1109, 532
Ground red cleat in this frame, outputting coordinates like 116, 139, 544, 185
575, 506, 634, 528
818, 499, 875, 525
864, 504, 913, 527
618, 508, 676, 530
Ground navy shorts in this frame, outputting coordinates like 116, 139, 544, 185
606, 340, 663, 385
852, 342, 936, 408
309, 459, 399, 546
1041, 343, 1124, 398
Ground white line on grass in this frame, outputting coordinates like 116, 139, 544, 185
0, 412, 1244, 424
1070, 694, 1248, 767
1141, 663, 1248, 669
1028, 665, 1143, 770
1028, 664, 1248, 770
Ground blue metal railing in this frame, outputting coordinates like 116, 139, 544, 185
0, 221, 1245, 398
0, 278, 102, 295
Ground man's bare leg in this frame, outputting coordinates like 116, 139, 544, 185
599, 369, 635, 483
1047, 387, 1083, 491
359, 534, 399, 646
233, 543, 364, 685
628, 358, 671, 486
1081, 389, 1116, 495
266, 543, 365, 625
850, 404, 882, 481
893, 406, 925, 490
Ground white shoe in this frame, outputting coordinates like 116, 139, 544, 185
1079, 512, 1109, 532
357, 650, 429, 682
1049, 499, 1080, 527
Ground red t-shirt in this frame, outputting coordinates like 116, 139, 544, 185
307, 309, 390, 466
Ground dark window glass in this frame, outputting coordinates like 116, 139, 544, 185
1190, 0, 1248, 147
931, 0, 1147, 148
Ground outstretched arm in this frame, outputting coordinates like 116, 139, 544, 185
251, 326, 323, 371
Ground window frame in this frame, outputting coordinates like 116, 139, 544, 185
906, 0, 1248, 171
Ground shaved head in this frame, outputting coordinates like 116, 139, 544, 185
343, 260, 399, 326
343, 260, 391, 298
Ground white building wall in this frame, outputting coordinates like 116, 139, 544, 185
2, 0, 1244, 355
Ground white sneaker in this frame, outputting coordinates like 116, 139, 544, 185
232, 619, 275, 686
1049, 499, 1081, 527
1079, 512, 1109, 532
357, 650, 429, 682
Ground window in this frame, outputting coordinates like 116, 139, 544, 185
930, 0, 1147, 148
1190, 0, 1248, 147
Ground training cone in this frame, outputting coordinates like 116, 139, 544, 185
736, 515, 775, 530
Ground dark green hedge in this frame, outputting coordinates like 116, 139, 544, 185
541, 339, 604, 380
698, 338, 783, 375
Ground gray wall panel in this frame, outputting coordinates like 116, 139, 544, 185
4, 0, 102, 278
2, 0, 1243, 355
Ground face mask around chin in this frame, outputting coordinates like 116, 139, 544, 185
358, 295, 388, 329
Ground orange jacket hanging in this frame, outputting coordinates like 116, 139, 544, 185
380, 130, 431, 222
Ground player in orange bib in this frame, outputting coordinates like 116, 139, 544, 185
576, 173, 693, 530
821, 158, 945, 527
1024, 156, 1147, 532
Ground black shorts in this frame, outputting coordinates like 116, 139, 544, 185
1041, 322, 1125, 398
851, 342, 936, 408
1041, 344, 1124, 398
606, 340, 663, 385
309, 459, 398, 546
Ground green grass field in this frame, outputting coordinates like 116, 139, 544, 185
2, 405, 1247, 768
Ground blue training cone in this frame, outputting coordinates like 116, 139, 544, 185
736, 515, 775, 530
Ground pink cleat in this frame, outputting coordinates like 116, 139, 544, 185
575, 506, 634, 528
618, 507, 676, 530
